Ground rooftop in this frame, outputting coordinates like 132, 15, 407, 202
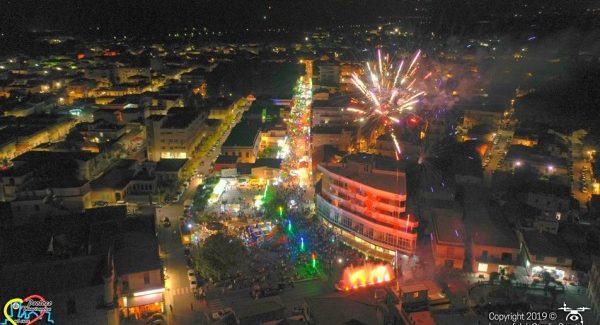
305, 286, 394, 325
253, 158, 282, 169
505, 145, 568, 168
155, 158, 188, 172
114, 231, 161, 275
215, 155, 239, 164
13, 150, 98, 163
433, 213, 466, 245
162, 107, 206, 129
522, 230, 571, 259
223, 122, 260, 147
0, 255, 104, 303
320, 155, 406, 195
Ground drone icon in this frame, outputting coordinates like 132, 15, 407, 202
558, 302, 590, 325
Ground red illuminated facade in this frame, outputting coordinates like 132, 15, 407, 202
316, 154, 418, 260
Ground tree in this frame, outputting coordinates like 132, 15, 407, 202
196, 233, 246, 280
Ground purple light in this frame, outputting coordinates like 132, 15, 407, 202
454, 229, 459, 237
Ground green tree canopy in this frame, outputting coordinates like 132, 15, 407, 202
196, 233, 246, 280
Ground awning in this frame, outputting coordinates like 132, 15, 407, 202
124, 293, 163, 308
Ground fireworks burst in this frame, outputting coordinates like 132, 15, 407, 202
349, 49, 430, 155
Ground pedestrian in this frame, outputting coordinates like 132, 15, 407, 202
169, 304, 173, 313
190, 302, 194, 311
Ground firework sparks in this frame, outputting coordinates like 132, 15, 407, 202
349, 49, 428, 155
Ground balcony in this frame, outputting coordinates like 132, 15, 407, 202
322, 190, 416, 229
317, 194, 417, 237
475, 255, 516, 265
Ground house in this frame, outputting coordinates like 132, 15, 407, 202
251, 158, 282, 181
303, 286, 401, 325
112, 230, 164, 320
221, 122, 261, 163
466, 192, 520, 275
518, 230, 574, 282
430, 209, 466, 270
154, 158, 188, 185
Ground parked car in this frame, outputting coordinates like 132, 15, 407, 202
187, 269, 196, 281
211, 308, 233, 320
145, 313, 166, 324
190, 279, 197, 289
162, 218, 171, 228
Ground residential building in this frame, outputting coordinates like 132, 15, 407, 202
146, 106, 209, 161
311, 126, 355, 152
505, 145, 569, 182
221, 122, 261, 163
259, 125, 287, 153
311, 98, 353, 127
154, 158, 188, 186
251, 158, 282, 181
462, 107, 504, 129
303, 286, 401, 325
111, 230, 164, 320
470, 219, 520, 275
207, 98, 237, 119
430, 209, 466, 270
214, 155, 239, 173
519, 230, 574, 282
316, 154, 417, 261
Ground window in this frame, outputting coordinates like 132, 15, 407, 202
144, 272, 150, 285
478, 263, 488, 273
481, 250, 489, 258
536, 255, 544, 261
355, 223, 363, 235
366, 228, 373, 239
501, 252, 512, 262
246, 152, 249, 158
122, 279, 129, 291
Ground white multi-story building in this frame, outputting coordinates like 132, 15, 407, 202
316, 154, 418, 261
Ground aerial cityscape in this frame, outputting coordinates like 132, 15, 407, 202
0, 1, 599, 325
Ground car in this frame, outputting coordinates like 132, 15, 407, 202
184, 248, 191, 256
211, 308, 233, 320
163, 218, 171, 227
190, 280, 197, 289
186, 257, 194, 268
187, 269, 196, 281
260, 287, 283, 298
145, 313, 166, 324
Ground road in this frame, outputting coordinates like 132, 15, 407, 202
205, 278, 331, 316
181, 103, 248, 203
157, 205, 210, 325
155, 100, 250, 324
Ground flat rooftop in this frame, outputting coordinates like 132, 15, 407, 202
433, 214, 465, 245
162, 107, 205, 129
522, 230, 571, 259
320, 164, 406, 195
223, 122, 259, 147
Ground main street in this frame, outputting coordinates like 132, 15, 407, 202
155, 99, 250, 324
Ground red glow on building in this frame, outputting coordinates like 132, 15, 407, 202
337, 263, 394, 291
102, 50, 119, 57
76, 53, 86, 60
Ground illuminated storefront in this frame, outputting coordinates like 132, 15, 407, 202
120, 288, 164, 319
